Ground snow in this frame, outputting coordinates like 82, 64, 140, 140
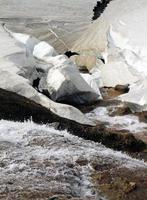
119, 79, 147, 112
42, 56, 101, 104
33, 41, 57, 59
0, 0, 98, 52
72, 0, 147, 111
0, 24, 96, 126
98, 61, 139, 87
47, 69, 66, 91
73, 0, 147, 77
9, 32, 30, 45
0, 1, 147, 195
81, 72, 102, 98
0, 26, 24, 59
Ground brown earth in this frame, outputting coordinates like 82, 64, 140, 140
92, 166, 147, 200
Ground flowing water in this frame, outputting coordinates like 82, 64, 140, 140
0, 120, 146, 199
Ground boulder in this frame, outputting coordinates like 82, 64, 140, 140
119, 78, 147, 112
0, 22, 145, 150
3, 24, 57, 71
80, 71, 102, 99
39, 55, 101, 105
0, 25, 95, 126
98, 61, 139, 87
33, 41, 57, 60
0, 69, 95, 126
4, 25, 102, 106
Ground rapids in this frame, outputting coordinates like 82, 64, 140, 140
0, 120, 146, 199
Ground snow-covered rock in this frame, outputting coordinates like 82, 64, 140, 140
39, 55, 101, 104
71, 0, 147, 111
33, 41, 57, 60
0, 25, 95, 126
119, 78, 147, 112
98, 61, 139, 87
4, 24, 57, 68
0, 69, 95, 125
81, 72, 102, 99
72, 0, 147, 82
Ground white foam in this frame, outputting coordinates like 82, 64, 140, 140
0, 119, 146, 198
87, 106, 147, 133
0, 120, 146, 167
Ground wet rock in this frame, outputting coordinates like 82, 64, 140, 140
60, 121, 146, 152
0, 88, 60, 124
91, 162, 116, 172
101, 87, 124, 99
0, 119, 146, 200
76, 158, 89, 166
0, 162, 6, 168
64, 51, 79, 58
107, 106, 131, 117
92, 167, 147, 200
115, 84, 130, 94
0, 87, 146, 152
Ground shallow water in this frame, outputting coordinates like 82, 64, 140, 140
86, 106, 147, 133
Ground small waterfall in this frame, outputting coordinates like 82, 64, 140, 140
0, 120, 146, 199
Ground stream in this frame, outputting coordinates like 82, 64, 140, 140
0, 120, 146, 199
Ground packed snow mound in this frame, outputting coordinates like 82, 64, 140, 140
119, 79, 147, 112
98, 61, 139, 87
72, 0, 147, 112
72, 0, 147, 76
0, 0, 98, 52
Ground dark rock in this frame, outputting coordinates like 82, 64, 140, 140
0, 88, 60, 124
76, 158, 88, 166
115, 84, 130, 93
32, 77, 40, 90
64, 51, 79, 58
92, 167, 147, 200
0, 88, 145, 152
92, 0, 112, 21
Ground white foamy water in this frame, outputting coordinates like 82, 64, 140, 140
87, 106, 147, 133
0, 120, 146, 199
